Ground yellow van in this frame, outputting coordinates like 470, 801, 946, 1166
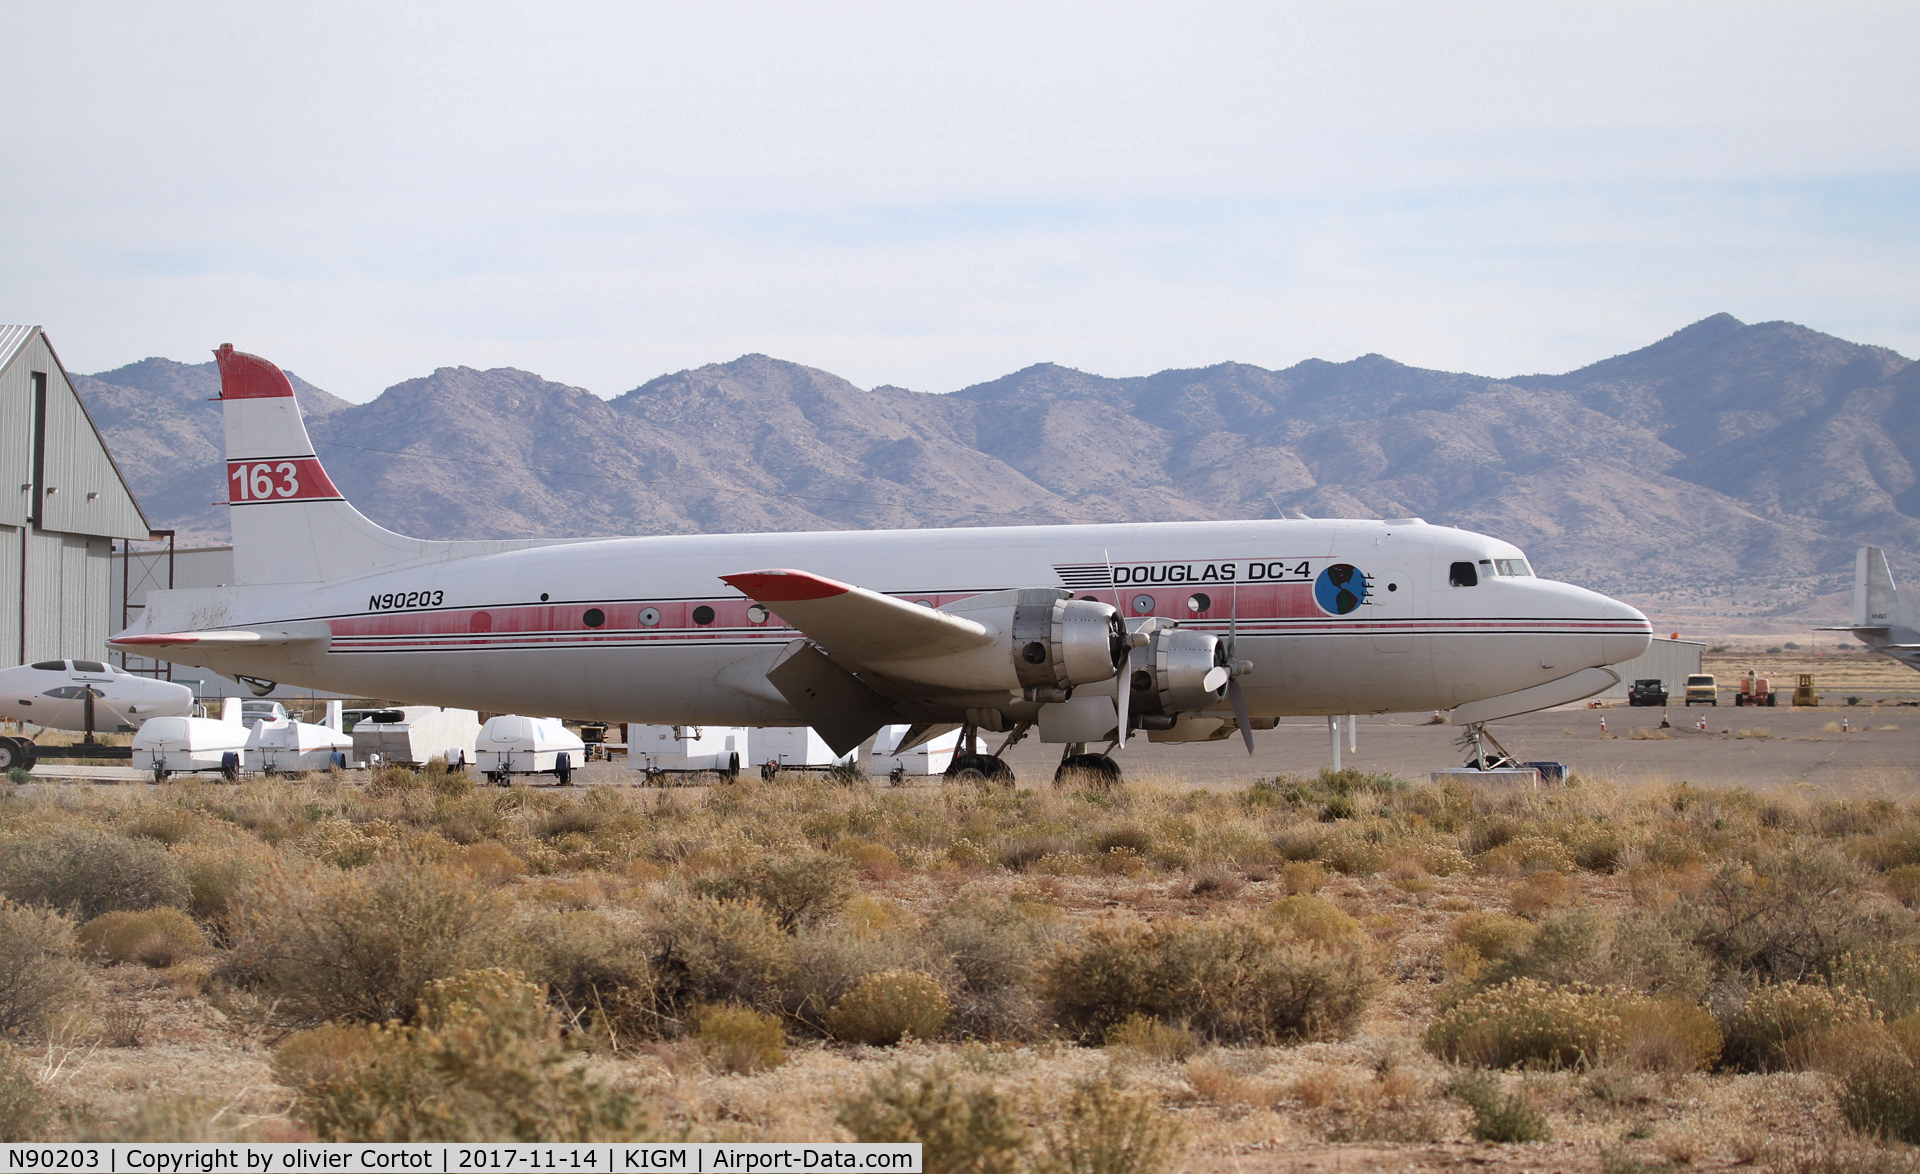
1684, 674, 1718, 706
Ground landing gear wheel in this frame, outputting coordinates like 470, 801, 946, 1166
0, 738, 20, 771
946, 753, 1014, 787
1054, 753, 1123, 789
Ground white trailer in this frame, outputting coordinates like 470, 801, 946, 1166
245, 720, 353, 774
476, 715, 586, 784
870, 725, 960, 783
627, 724, 745, 778
133, 716, 252, 781
350, 706, 481, 769
748, 726, 858, 779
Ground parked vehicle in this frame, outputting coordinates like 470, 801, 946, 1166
133, 715, 251, 781
475, 715, 585, 784
1627, 679, 1668, 706
239, 700, 289, 729
245, 720, 352, 773
349, 706, 481, 769
1734, 673, 1777, 707
1684, 674, 1718, 706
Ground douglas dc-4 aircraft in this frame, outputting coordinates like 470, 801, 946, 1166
1820, 546, 1920, 673
109, 345, 1652, 782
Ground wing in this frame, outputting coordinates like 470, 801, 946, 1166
110, 621, 332, 649
720, 569, 993, 660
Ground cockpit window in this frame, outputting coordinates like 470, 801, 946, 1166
1450, 561, 1479, 587
30, 661, 65, 671
72, 660, 107, 673
1492, 559, 1534, 578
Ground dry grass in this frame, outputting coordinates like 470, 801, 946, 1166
4, 766, 1920, 1164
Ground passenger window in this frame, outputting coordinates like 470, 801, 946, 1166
72, 660, 107, 673
30, 661, 65, 671
1450, 562, 1478, 587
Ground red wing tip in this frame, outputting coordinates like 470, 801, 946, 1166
110, 634, 199, 646
720, 569, 854, 602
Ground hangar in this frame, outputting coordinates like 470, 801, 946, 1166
0, 326, 152, 665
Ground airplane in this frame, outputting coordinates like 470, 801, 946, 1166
1818, 546, 1920, 672
107, 344, 1652, 783
0, 659, 195, 769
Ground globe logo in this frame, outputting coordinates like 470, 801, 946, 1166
1313, 564, 1367, 615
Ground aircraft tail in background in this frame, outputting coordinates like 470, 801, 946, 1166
1818, 545, 1920, 671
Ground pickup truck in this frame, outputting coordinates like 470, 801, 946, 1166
1684, 674, 1718, 706
1627, 679, 1668, 706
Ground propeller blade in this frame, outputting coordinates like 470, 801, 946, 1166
1229, 676, 1254, 754
1107, 548, 1129, 750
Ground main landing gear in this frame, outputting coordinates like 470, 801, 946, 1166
942, 719, 1023, 787
1455, 722, 1519, 770
1052, 741, 1123, 789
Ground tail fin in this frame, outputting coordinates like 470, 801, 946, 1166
217, 345, 449, 585
1860, 545, 1909, 628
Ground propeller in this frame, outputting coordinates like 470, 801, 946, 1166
1226, 583, 1254, 754
1106, 549, 1130, 750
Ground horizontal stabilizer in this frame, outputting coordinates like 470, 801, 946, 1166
721, 569, 994, 662
1450, 666, 1619, 726
111, 621, 332, 649
1815, 625, 1891, 633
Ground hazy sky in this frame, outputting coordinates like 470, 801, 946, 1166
4, 2, 1917, 401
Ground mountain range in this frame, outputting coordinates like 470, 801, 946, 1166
71, 314, 1920, 637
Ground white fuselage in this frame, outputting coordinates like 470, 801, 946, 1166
127, 518, 1650, 729
0, 661, 195, 732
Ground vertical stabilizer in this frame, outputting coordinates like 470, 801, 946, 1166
217, 345, 435, 585
1862, 545, 1904, 628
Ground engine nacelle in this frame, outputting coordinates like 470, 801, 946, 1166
872, 588, 1126, 696
1128, 626, 1230, 718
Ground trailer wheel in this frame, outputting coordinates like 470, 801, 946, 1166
727, 752, 740, 780
554, 752, 572, 786
153, 765, 168, 784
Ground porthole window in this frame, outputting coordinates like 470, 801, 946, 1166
1131, 594, 1155, 614
638, 607, 660, 627
1387, 583, 1398, 592
540, 592, 550, 602
915, 599, 933, 607
583, 608, 605, 628
1186, 593, 1211, 614
747, 605, 769, 624
692, 605, 715, 625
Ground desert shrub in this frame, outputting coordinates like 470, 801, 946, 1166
1473, 909, 1711, 1002
1835, 946, 1920, 1020
1033, 1073, 1184, 1174
831, 837, 903, 879
274, 968, 643, 1142
695, 851, 854, 930
1428, 979, 1628, 1070
1044, 913, 1377, 1044
1280, 861, 1327, 894
457, 841, 528, 886
172, 840, 271, 930
649, 894, 793, 1017
1722, 981, 1877, 1072
1450, 913, 1536, 973
784, 924, 925, 1031
0, 898, 87, 1036
1510, 872, 1577, 917
518, 911, 655, 1042
1452, 1071, 1551, 1142
1621, 998, 1723, 1072
1801, 1019, 1920, 1144
1263, 895, 1363, 947
76, 907, 209, 968
1103, 1014, 1197, 1062
837, 1061, 1026, 1174
1668, 847, 1910, 981
829, 969, 952, 1045
1475, 836, 1576, 877
1886, 866, 1920, 908
693, 1003, 786, 1074
0, 826, 190, 919
77, 1095, 238, 1142
120, 806, 200, 846
0, 1044, 51, 1142
930, 902, 1050, 1040
228, 853, 509, 1025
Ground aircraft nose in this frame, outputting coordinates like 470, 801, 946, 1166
1596, 593, 1652, 666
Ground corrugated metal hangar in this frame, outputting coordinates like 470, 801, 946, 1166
0, 326, 152, 665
